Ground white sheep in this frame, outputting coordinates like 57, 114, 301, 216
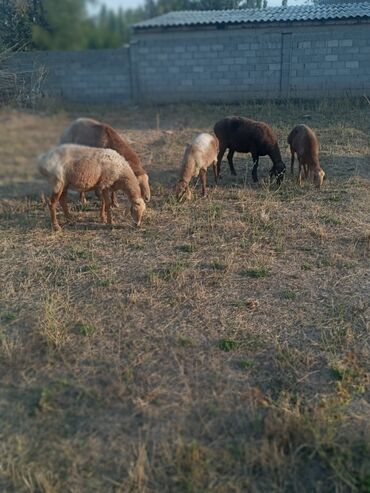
175, 133, 219, 201
60, 117, 151, 206
38, 144, 145, 231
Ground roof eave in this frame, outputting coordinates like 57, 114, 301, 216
132, 16, 370, 33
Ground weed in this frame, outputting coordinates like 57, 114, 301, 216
1, 312, 17, 323
211, 259, 227, 271
75, 322, 96, 337
240, 266, 269, 278
77, 263, 100, 273
238, 359, 254, 369
177, 243, 196, 253
282, 290, 296, 300
218, 339, 241, 352
177, 336, 194, 347
148, 261, 186, 282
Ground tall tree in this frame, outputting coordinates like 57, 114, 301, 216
32, 0, 93, 50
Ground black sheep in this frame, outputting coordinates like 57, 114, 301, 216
214, 116, 286, 184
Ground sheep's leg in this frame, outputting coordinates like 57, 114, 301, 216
216, 145, 227, 182
199, 169, 207, 197
212, 161, 217, 183
252, 156, 259, 182
49, 189, 63, 232
227, 149, 237, 176
290, 146, 295, 175
298, 160, 304, 187
303, 163, 309, 179
79, 192, 87, 205
59, 190, 74, 222
99, 191, 107, 223
102, 189, 113, 225
111, 191, 119, 208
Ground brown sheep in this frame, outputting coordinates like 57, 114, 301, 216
175, 133, 219, 201
38, 144, 145, 232
287, 124, 325, 188
60, 117, 150, 205
214, 116, 286, 184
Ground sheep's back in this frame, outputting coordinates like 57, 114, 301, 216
60, 118, 105, 148
288, 125, 319, 158
40, 144, 132, 191
214, 116, 277, 154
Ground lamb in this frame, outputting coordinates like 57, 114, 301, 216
287, 124, 325, 188
38, 144, 146, 232
213, 116, 286, 184
175, 133, 219, 201
60, 117, 150, 205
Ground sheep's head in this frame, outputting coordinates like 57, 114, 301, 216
274, 161, 286, 185
314, 168, 325, 188
175, 180, 192, 202
130, 198, 146, 227
138, 173, 151, 202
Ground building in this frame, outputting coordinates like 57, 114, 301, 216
131, 3, 370, 102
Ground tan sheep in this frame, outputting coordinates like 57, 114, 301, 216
175, 133, 219, 201
287, 124, 325, 188
38, 144, 145, 232
60, 117, 150, 206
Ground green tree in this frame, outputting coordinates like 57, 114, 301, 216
32, 0, 94, 50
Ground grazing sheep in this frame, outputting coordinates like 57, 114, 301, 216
214, 116, 286, 184
287, 124, 325, 188
38, 144, 145, 232
60, 117, 150, 205
175, 133, 219, 201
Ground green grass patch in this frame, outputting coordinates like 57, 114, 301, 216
218, 339, 241, 352
240, 267, 269, 278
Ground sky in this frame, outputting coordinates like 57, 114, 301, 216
92, 0, 306, 12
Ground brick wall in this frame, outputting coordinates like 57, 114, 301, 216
2, 48, 132, 104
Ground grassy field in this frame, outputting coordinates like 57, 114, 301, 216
0, 99, 369, 493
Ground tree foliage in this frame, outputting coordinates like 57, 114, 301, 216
0, 0, 45, 51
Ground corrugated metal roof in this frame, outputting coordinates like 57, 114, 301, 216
133, 3, 370, 29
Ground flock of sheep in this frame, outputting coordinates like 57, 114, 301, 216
38, 116, 326, 231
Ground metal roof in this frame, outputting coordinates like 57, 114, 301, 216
133, 2, 370, 29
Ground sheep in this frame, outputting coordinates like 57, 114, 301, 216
287, 124, 325, 188
213, 116, 286, 184
60, 117, 150, 205
175, 133, 219, 201
38, 144, 146, 232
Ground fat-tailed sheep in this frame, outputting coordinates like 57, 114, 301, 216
287, 124, 325, 188
175, 133, 219, 201
60, 117, 150, 205
214, 116, 286, 184
38, 144, 145, 231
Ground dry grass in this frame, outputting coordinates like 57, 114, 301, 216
0, 99, 369, 493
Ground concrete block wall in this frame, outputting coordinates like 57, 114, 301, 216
289, 23, 370, 97
2, 48, 132, 103
132, 28, 284, 102
132, 21, 370, 102
1, 20, 369, 104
